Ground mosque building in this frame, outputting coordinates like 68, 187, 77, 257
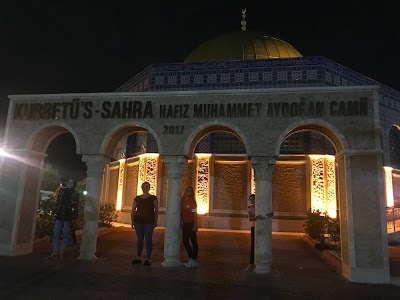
105, 17, 400, 232
1, 11, 399, 283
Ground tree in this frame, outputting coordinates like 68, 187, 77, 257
40, 164, 62, 192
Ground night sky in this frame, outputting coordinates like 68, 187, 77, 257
0, 2, 399, 177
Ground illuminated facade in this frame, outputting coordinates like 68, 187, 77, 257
1, 21, 399, 283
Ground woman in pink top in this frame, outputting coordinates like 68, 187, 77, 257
181, 186, 198, 268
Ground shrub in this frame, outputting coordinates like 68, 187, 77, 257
326, 217, 341, 249
35, 194, 119, 239
35, 196, 56, 238
98, 202, 119, 228
304, 209, 341, 251
303, 209, 329, 244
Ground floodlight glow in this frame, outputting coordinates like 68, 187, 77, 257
195, 154, 211, 215
137, 153, 159, 196
0, 148, 9, 157
0, 147, 40, 168
384, 166, 394, 207
83, 191, 87, 195
116, 158, 126, 211
309, 155, 337, 218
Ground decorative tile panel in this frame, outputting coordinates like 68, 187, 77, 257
277, 71, 288, 81
213, 162, 248, 210
325, 72, 332, 83
221, 73, 230, 83
180, 75, 190, 84
272, 163, 307, 213
262, 72, 273, 81
155, 76, 164, 85
108, 168, 119, 205
207, 74, 217, 83
292, 70, 302, 80
194, 74, 203, 84
334, 75, 340, 85
167, 75, 177, 85
124, 163, 139, 208
307, 69, 318, 80
234, 73, 244, 82
249, 72, 259, 81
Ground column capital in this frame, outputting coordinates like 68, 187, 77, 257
82, 154, 108, 178
163, 155, 187, 178
251, 156, 276, 180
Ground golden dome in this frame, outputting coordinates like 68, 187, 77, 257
184, 31, 302, 63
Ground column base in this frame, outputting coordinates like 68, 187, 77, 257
342, 264, 390, 283
254, 263, 271, 274
162, 257, 182, 267
0, 243, 33, 256
77, 251, 98, 261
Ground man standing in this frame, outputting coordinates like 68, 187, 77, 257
245, 194, 273, 271
49, 178, 79, 259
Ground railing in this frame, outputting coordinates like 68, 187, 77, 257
387, 207, 400, 232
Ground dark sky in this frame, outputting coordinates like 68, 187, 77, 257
1, 2, 399, 97
0, 1, 399, 177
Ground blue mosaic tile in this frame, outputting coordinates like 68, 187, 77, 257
115, 56, 400, 165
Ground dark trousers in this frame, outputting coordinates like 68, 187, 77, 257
250, 226, 255, 264
182, 222, 198, 259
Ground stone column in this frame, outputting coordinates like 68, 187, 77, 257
251, 156, 276, 274
0, 149, 45, 256
337, 152, 390, 283
162, 155, 187, 267
78, 155, 107, 260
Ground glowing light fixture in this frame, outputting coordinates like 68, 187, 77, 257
116, 158, 126, 211
137, 153, 159, 196
384, 166, 394, 207
195, 154, 211, 215
309, 155, 337, 218
251, 166, 256, 194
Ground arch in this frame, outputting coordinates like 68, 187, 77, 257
26, 123, 81, 154
100, 122, 162, 159
183, 121, 250, 158
389, 124, 400, 167
275, 119, 348, 156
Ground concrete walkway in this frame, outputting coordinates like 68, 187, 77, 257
0, 226, 399, 299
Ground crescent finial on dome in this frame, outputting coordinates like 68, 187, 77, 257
241, 8, 247, 31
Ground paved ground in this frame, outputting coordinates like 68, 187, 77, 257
1, 226, 400, 299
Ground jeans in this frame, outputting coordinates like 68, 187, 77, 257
53, 220, 71, 255
134, 223, 154, 258
182, 222, 198, 259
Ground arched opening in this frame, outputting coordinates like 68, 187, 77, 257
387, 125, 400, 228
184, 125, 249, 229
276, 124, 343, 249
36, 132, 86, 241
5, 125, 84, 253
101, 126, 160, 219
277, 130, 337, 220
389, 125, 400, 169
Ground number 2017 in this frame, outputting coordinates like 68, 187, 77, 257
163, 125, 184, 134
